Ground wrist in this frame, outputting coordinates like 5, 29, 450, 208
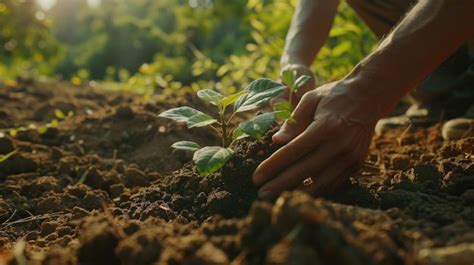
280, 53, 309, 69
341, 70, 402, 120
341, 65, 405, 119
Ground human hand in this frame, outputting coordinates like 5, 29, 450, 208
254, 80, 381, 198
272, 64, 316, 106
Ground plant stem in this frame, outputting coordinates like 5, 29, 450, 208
226, 112, 236, 126
220, 112, 228, 147
288, 90, 294, 106
209, 125, 221, 136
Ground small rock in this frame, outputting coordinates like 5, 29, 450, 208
206, 191, 235, 217
44, 232, 59, 241
407, 164, 440, 185
390, 154, 411, 170
41, 222, 58, 236
438, 143, 462, 159
25, 231, 40, 241
417, 243, 474, 265
66, 184, 88, 199
78, 219, 120, 265
37, 197, 60, 212
461, 189, 474, 204
56, 226, 73, 237
83, 166, 105, 189
124, 168, 148, 187
82, 192, 106, 210
50, 147, 64, 160
72, 206, 90, 219
420, 153, 436, 163
115, 105, 134, 120
0, 137, 15, 154
194, 242, 229, 264
109, 183, 125, 198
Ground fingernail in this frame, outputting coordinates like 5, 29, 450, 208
272, 130, 289, 143
258, 188, 273, 199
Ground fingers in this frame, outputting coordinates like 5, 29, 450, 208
302, 153, 361, 197
273, 91, 320, 144
253, 120, 324, 187
256, 141, 340, 199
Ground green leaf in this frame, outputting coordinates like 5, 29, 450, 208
0, 149, 18, 163
273, 101, 293, 113
158, 107, 217, 128
220, 91, 246, 108
237, 112, 275, 139
234, 79, 285, 113
49, 119, 59, 128
187, 113, 218, 128
171, 141, 201, 152
37, 126, 48, 135
55, 109, 66, 119
193, 146, 234, 176
281, 69, 296, 88
294, 75, 311, 92
232, 127, 249, 141
9, 129, 17, 138
332, 41, 352, 57
275, 110, 294, 121
197, 89, 224, 105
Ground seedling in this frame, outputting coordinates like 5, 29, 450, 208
159, 78, 293, 176
0, 109, 74, 137
0, 149, 18, 164
278, 69, 311, 112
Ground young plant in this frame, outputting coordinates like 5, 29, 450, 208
159, 78, 291, 176
278, 69, 311, 112
0, 149, 18, 164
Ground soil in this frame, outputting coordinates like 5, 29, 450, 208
0, 79, 473, 265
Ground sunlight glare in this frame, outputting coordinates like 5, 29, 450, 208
37, 0, 56, 10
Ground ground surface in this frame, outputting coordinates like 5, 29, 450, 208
0, 80, 473, 265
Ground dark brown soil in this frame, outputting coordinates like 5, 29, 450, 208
0, 80, 473, 265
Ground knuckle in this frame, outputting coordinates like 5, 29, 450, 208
300, 92, 313, 104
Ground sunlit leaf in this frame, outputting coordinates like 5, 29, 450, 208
234, 79, 285, 113
251, 31, 264, 44
293, 75, 311, 92
187, 114, 218, 128
171, 141, 201, 152
332, 41, 352, 57
55, 109, 66, 119
37, 126, 48, 135
158, 107, 217, 128
237, 112, 275, 139
197, 89, 224, 105
49, 119, 59, 128
193, 146, 234, 176
220, 91, 246, 108
232, 127, 249, 141
275, 110, 293, 121
0, 149, 18, 163
9, 129, 17, 138
273, 101, 293, 113
281, 69, 296, 88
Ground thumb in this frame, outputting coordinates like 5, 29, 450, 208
273, 91, 319, 144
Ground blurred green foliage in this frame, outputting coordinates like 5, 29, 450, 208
0, 0, 377, 92
0, 0, 62, 78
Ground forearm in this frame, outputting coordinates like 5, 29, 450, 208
281, 0, 339, 67
345, 0, 474, 117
